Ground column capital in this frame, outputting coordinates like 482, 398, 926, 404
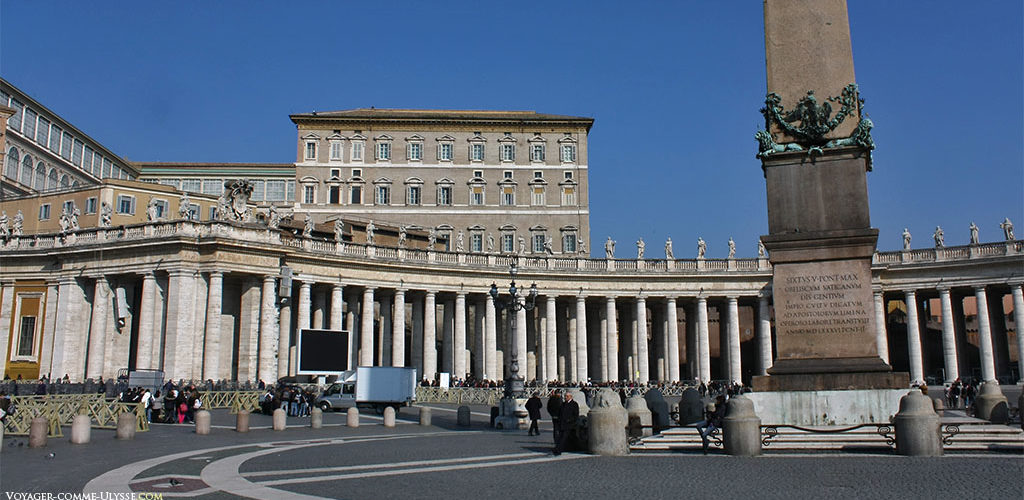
902, 289, 918, 296
973, 284, 988, 293
665, 296, 678, 304
263, 275, 276, 283
299, 281, 312, 289
935, 284, 951, 293
206, 269, 224, 278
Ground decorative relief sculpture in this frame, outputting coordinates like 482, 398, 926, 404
755, 130, 802, 159
216, 180, 255, 222
665, 238, 674, 260
604, 237, 615, 259
969, 222, 979, 245
697, 237, 706, 259
933, 226, 944, 248
1000, 218, 1014, 241
12, 210, 23, 236
100, 202, 112, 228
902, 228, 912, 250
756, 83, 875, 160
727, 237, 736, 259
302, 213, 313, 238
365, 220, 376, 245
636, 237, 645, 259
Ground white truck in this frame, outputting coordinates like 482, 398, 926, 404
314, 366, 417, 414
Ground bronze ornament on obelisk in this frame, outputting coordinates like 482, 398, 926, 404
751, 0, 908, 391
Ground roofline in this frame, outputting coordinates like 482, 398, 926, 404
289, 109, 594, 132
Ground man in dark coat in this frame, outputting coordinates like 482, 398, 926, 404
525, 393, 543, 436
546, 392, 563, 446
553, 392, 579, 455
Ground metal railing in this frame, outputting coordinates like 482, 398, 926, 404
3, 394, 147, 437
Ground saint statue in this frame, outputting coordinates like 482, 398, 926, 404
302, 213, 313, 238
604, 236, 615, 259
1000, 217, 1014, 241
636, 237, 645, 259
758, 240, 767, 258
100, 202, 112, 228
727, 237, 736, 259
267, 205, 281, 229
697, 237, 706, 259
902, 228, 912, 250
334, 218, 345, 242
544, 236, 554, 254
12, 210, 24, 236
0, 211, 8, 238
427, 228, 437, 250
178, 192, 192, 220
365, 220, 376, 245
969, 222, 979, 245
69, 208, 80, 230
933, 226, 944, 248
146, 197, 160, 221
398, 226, 407, 248
455, 231, 465, 252
486, 233, 495, 253
664, 238, 674, 260
578, 238, 587, 255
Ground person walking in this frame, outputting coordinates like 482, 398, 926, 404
553, 392, 579, 455
546, 391, 563, 446
697, 395, 727, 455
525, 392, 543, 436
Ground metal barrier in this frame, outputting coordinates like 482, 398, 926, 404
199, 390, 261, 413
3, 394, 147, 437
415, 387, 503, 406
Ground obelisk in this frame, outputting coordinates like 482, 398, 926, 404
752, 0, 907, 392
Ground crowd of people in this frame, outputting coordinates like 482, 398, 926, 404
258, 384, 318, 416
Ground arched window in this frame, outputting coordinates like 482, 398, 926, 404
21, 154, 33, 186
47, 169, 58, 190
34, 162, 45, 190
5, 148, 18, 179
59, 174, 69, 188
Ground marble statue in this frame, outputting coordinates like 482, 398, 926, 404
902, 228, 912, 250
697, 237, 706, 259
0, 211, 8, 238
969, 222, 979, 245
398, 226, 407, 248
544, 236, 554, 254
302, 213, 313, 238
69, 208, 80, 230
455, 231, 465, 252
727, 237, 736, 259
178, 192, 192, 220
486, 233, 495, 253
58, 206, 72, 233
604, 237, 615, 259
518, 236, 526, 255
217, 179, 255, 222
757, 240, 767, 258
1000, 217, 1014, 241
146, 197, 160, 221
267, 205, 281, 229
636, 237, 645, 259
427, 228, 437, 250
665, 238, 674, 260
334, 218, 345, 242
933, 226, 944, 248
365, 220, 376, 245
12, 210, 23, 236
100, 202, 112, 227
578, 238, 586, 255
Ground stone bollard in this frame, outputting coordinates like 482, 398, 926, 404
235, 410, 250, 433
587, 388, 629, 456
722, 395, 762, 457
347, 407, 359, 428
457, 406, 471, 427
893, 389, 942, 456
932, 397, 945, 414
490, 406, 499, 428
383, 406, 396, 428
28, 417, 48, 448
272, 408, 287, 431
419, 406, 432, 426
677, 388, 704, 425
974, 382, 1009, 424
116, 413, 136, 440
311, 407, 323, 429
70, 414, 92, 444
643, 389, 671, 434
195, 410, 211, 435
1019, 392, 1024, 431
625, 396, 652, 438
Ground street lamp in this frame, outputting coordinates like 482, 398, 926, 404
489, 257, 537, 398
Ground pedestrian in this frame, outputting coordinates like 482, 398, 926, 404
140, 388, 153, 423
150, 391, 163, 423
697, 395, 727, 455
525, 392, 542, 436
547, 391, 563, 446
553, 392, 579, 455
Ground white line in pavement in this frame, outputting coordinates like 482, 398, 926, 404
632, 452, 1024, 459
244, 452, 546, 478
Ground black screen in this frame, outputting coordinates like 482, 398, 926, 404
297, 329, 349, 373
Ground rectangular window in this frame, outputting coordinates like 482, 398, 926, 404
154, 200, 169, 218
209, 206, 217, 220
563, 234, 577, 253
562, 186, 576, 206
531, 144, 545, 162
534, 171, 543, 179
377, 142, 391, 161
159, 179, 181, 190
202, 179, 223, 195
331, 169, 341, 178
181, 179, 202, 193
473, 170, 483, 178
350, 186, 362, 204
8, 99, 22, 130
85, 197, 98, 214
185, 203, 200, 220
117, 195, 135, 215
407, 185, 421, 205
91, 154, 102, 177
251, 180, 264, 201
533, 234, 545, 253
330, 141, 343, 160
561, 144, 576, 163
329, 186, 340, 204
102, 158, 112, 178
351, 168, 362, 178
500, 143, 515, 162
503, 171, 513, 179
266, 180, 286, 201
62, 200, 75, 214
60, 132, 72, 160
470, 143, 484, 161
36, 117, 50, 146
303, 185, 315, 204
18, 316, 36, 357
470, 187, 484, 205
22, 108, 37, 140
437, 186, 452, 206
564, 171, 573, 179
471, 233, 483, 252
438, 143, 453, 161
532, 187, 545, 206
375, 185, 390, 205
49, 125, 62, 152
84, 147, 95, 174
352, 141, 364, 161
286, 180, 296, 201
305, 141, 318, 161
502, 234, 515, 253
39, 204, 51, 220
72, 139, 84, 166
408, 142, 422, 161
501, 187, 515, 206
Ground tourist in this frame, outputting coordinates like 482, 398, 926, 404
140, 388, 152, 423
697, 395, 727, 455
525, 392, 542, 436
553, 392, 579, 455
150, 391, 163, 423
546, 391, 563, 446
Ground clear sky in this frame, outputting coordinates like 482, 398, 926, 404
1, 1, 1021, 256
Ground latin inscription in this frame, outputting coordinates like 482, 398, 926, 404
777, 272, 871, 334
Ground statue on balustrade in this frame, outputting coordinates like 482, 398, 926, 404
11, 210, 24, 236
727, 237, 736, 259
697, 237, 706, 259
58, 206, 72, 234
69, 207, 80, 230
427, 228, 437, 250
216, 179, 254, 222
0, 211, 8, 238
1000, 218, 1014, 241
636, 237, 645, 259
146, 198, 160, 222
544, 236, 554, 255
178, 192, 192, 220
578, 238, 587, 255
334, 218, 345, 243
486, 233, 495, 253
100, 202, 112, 228
605, 236, 615, 259
665, 238, 674, 260
365, 220, 376, 245
758, 240, 767, 258
398, 226, 407, 248
267, 205, 281, 229
902, 228, 912, 250
518, 236, 526, 255
455, 231, 465, 252
302, 213, 313, 238
969, 222, 979, 245
933, 226, 945, 248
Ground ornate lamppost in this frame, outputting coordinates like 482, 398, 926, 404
489, 257, 538, 429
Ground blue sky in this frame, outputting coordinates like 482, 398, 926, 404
1, 1, 1021, 255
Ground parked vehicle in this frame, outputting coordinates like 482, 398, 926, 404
315, 367, 416, 414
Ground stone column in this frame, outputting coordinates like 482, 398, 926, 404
726, 297, 742, 385
51, 278, 88, 381
756, 294, 772, 376
454, 292, 467, 379
441, 298, 454, 374
478, 300, 489, 379
485, 294, 498, 381
666, 297, 680, 382
873, 290, 890, 364
567, 303, 577, 382
543, 296, 556, 382
346, 294, 358, 370
1012, 284, 1024, 384
360, 287, 375, 366
86, 277, 109, 380
136, 273, 157, 371
937, 287, 959, 383
636, 297, 649, 383
974, 286, 996, 382
312, 289, 326, 330
904, 290, 924, 385
576, 295, 589, 382
202, 271, 223, 380
605, 297, 618, 382
516, 297, 528, 373
237, 278, 260, 381
297, 282, 312, 332
330, 284, 344, 330
164, 270, 197, 381
423, 291, 437, 380
380, 295, 392, 366
258, 276, 278, 383
412, 295, 424, 375
0, 281, 13, 378
598, 304, 608, 382
278, 299, 291, 377
697, 297, 710, 382
393, 289, 406, 367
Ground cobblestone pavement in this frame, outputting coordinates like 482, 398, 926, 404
1, 405, 1021, 499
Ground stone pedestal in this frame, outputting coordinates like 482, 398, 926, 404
747, 389, 905, 426
723, 396, 762, 457
494, 397, 527, 430
893, 389, 942, 456
195, 410, 211, 435
643, 389, 671, 433
116, 413, 136, 440
418, 406, 431, 426
29, 417, 48, 447
457, 406, 471, 427
310, 407, 323, 429
587, 389, 629, 456
974, 382, 1008, 423
70, 415, 91, 444
383, 407, 396, 427
677, 388, 704, 425
235, 410, 250, 432
347, 407, 359, 428
625, 396, 652, 438
272, 408, 287, 431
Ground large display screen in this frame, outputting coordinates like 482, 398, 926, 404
296, 329, 349, 375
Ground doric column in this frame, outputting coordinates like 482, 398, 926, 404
297, 281, 312, 332
454, 292, 467, 379
636, 296, 649, 383
974, 286, 996, 382
86, 277, 109, 380
441, 298, 454, 374
51, 278, 88, 381
423, 291, 437, 380
516, 297, 528, 374
873, 290, 890, 364
360, 287, 376, 366
380, 295, 392, 366
345, 294, 358, 370
598, 303, 608, 382
164, 270, 198, 381
278, 298, 291, 377
666, 297, 680, 382
237, 278, 261, 381
937, 286, 959, 383
393, 289, 406, 367
485, 294, 498, 380
412, 295, 424, 375
258, 276, 278, 383
473, 300, 485, 377
1013, 284, 1024, 384
904, 290, 924, 384
539, 296, 554, 382
605, 297, 618, 382
696, 297, 710, 382
312, 288, 326, 330
757, 294, 772, 376
575, 295, 588, 382
202, 271, 223, 380
137, 272, 157, 371
330, 284, 344, 330
726, 297, 741, 385
567, 302, 577, 381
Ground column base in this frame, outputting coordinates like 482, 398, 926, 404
752, 370, 909, 392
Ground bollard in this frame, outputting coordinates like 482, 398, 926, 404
643, 389, 671, 434
1019, 392, 1024, 431
893, 389, 942, 456
347, 407, 359, 428
383, 406, 396, 428
116, 413, 136, 440
29, 416, 48, 448
311, 407, 323, 429
625, 396, 652, 438
0, 420, 4, 454
457, 406, 471, 427
70, 414, 92, 444
974, 381, 1009, 424
587, 388, 629, 456
419, 406, 432, 426
195, 410, 211, 435
235, 410, 250, 433
272, 408, 287, 431
677, 388, 704, 425
490, 406, 499, 428
722, 395, 762, 457
932, 397, 945, 414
